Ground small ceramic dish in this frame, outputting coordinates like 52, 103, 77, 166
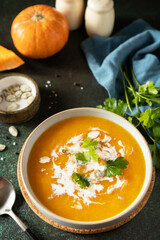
0, 73, 40, 124
19, 108, 152, 230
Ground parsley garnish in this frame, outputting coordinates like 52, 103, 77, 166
75, 137, 99, 164
88, 146, 99, 162
75, 152, 88, 164
105, 157, 129, 177
72, 172, 90, 188
75, 146, 99, 163
81, 137, 98, 148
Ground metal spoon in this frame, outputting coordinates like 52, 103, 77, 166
0, 176, 39, 240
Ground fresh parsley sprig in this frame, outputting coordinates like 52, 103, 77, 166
97, 98, 128, 117
105, 157, 129, 177
97, 65, 160, 168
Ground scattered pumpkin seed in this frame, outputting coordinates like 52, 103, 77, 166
0, 144, 6, 152
9, 126, 18, 137
7, 103, 19, 111
20, 84, 31, 92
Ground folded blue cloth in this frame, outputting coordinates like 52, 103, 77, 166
81, 19, 160, 100
82, 19, 160, 154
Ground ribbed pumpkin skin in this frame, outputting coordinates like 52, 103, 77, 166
11, 5, 69, 59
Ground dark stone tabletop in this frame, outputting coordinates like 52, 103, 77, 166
0, 0, 160, 239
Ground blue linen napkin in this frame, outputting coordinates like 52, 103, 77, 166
81, 19, 160, 154
81, 19, 160, 100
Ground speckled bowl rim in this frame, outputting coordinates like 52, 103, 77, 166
20, 107, 153, 229
0, 73, 40, 115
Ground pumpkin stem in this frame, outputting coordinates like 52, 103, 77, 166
32, 12, 44, 22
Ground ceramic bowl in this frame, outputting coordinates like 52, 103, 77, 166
0, 73, 40, 124
19, 108, 152, 230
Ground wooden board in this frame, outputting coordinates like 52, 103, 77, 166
17, 155, 155, 234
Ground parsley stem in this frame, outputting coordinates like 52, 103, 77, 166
119, 65, 137, 117
123, 72, 140, 115
136, 92, 160, 104
120, 65, 155, 143
142, 125, 155, 143
131, 68, 140, 87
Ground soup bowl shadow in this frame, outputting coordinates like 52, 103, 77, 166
19, 107, 153, 230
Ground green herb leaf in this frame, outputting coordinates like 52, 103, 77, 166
138, 107, 160, 129
88, 146, 99, 162
81, 137, 98, 148
84, 151, 90, 161
139, 81, 160, 95
149, 143, 160, 168
83, 146, 99, 162
72, 172, 90, 188
128, 116, 133, 123
138, 109, 154, 128
152, 125, 160, 142
75, 152, 88, 164
105, 166, 122, 177
97, 98, 128, 117
105, 157, 129, 177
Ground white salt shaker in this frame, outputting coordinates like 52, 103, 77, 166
55, 0, 84, 30
85, 0, 115, 37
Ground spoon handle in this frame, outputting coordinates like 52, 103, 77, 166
8, 210, 39, 240
25, 229, 39, 240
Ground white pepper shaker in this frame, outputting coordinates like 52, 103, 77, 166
85, 0, 115, 37
55, 0, 84, 30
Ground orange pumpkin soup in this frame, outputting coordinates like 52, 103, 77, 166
27, 116, 146, 221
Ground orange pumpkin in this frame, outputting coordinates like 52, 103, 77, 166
11, 5, 69, 59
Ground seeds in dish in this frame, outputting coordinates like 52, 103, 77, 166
0, 84, 35, 111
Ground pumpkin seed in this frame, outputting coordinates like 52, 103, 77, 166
9, 87, 15, 95
0, 144, 6, 152
2, 89, 10, 97
20, 84, 32, 92
13, 85, 20, 91
6, 94, 16, 102
21, 92, 32, 99
0, 95, 3, 103
9, 126, 18, 137
14, 90, 22, 99
27, 96, 35, 105
7, 103, 19, 111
